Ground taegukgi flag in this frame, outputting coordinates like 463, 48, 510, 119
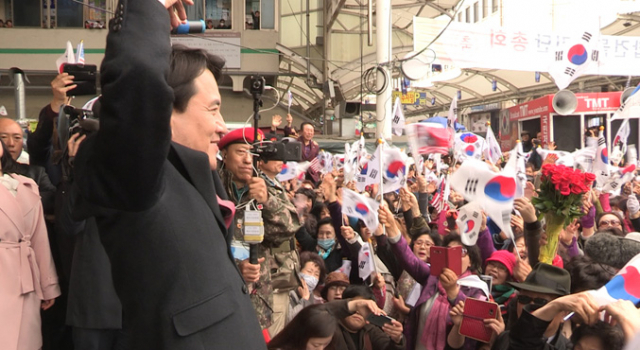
451, 159, 517, 242
341, 188, 380, 233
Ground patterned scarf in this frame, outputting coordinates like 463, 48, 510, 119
420, 270, 472, 350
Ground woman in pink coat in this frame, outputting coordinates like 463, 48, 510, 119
0, 140, 60, 350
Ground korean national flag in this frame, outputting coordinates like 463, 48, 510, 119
589, 253, 640, 307
454, 132, 486, 161
549, 29, 600, 90
456, 201, 483, 246
276, 161, 298, 182
484, 123, 502, 164
382, 146, 408, 193
392, 97, 405, 136
341, 188, 380, 233
451, 159, 517, 242
593, 128, 611, 189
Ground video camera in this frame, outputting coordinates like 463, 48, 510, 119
63, 105, 100, 137
253, 138, 301, 162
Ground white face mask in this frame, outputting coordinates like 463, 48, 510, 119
299, 273, 319, 291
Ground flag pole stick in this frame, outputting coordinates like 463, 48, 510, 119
378, 137, 386, 236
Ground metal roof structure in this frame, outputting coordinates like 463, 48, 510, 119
277, 0, 640, 124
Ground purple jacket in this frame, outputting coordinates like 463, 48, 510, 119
390, 236, 484, 350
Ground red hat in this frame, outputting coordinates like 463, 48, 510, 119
218, 128, 264, 150
485, 250, 517, 276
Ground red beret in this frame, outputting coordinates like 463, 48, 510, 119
218, 128, 265, 150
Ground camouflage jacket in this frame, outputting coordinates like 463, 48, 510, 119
220, 168, 301, 330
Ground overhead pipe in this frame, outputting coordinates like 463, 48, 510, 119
9, 68, 28, 121
375, 0, 392, 139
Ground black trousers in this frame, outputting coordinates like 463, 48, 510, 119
72, 327, 128, 350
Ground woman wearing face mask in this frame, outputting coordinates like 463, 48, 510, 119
295, 174, 346, 274
287, 252, 326, 323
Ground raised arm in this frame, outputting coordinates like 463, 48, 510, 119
74, 0, 175, 211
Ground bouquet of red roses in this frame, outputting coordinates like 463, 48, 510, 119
532, 164, 595, 264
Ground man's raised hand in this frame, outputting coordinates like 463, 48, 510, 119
163, 0, 194, 29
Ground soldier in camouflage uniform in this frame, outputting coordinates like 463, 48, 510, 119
218, 128, 301, 335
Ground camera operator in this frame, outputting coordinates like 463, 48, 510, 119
218, 127, 302, 336
218, 128, 300, 336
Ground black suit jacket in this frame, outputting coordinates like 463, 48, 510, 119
72, 0, 265, 348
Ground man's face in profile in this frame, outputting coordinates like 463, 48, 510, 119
171, 70, 228, 170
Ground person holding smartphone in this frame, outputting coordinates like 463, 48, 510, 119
380, 203, 485, 350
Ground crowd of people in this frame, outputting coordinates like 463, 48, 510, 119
2, 0, 640, 350
0, 19, 13, 28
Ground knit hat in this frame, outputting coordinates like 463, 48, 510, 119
485, 250, 517, 276
320, 272, 350, 300
584, 232, 640, 269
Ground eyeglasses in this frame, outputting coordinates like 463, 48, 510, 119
461, 248, 468, 257
517, 295, 549, 306
414, 240, 434, 248
328, 285, 346, 293
599, 220, 621, 227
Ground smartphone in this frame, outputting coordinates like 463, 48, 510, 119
63, 64, 98, 96
459, 298, 499, 343
366, 314, 394, 328
429, 246, 462, 276
479, 274, 493, 292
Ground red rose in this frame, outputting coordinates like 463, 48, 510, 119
560, 183, 571, 196
571, 184, 585, 195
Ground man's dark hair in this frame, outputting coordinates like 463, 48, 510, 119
341, 285, 375, 301
168, 45, 226, 113
300, 122, 314, 132
570, 321, 624, 350
565, 256, 615, 294
295, 187, 316, 204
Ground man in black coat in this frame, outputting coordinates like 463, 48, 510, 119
71, 0, 266, 349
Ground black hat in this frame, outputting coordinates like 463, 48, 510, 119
509, 263, 571, 296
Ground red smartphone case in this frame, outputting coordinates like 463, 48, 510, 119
429, 246, 446, 276
429, 246, 463, 276
447, 246, 463, 276
459, 298, 499, 343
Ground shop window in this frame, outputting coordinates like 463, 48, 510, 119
205, 0, 231, 29
10, 0, 107, 28
12, 0, 39, 27
57, 0, 83, 27
473, 2, 478, 22
246, 0, 274, 30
